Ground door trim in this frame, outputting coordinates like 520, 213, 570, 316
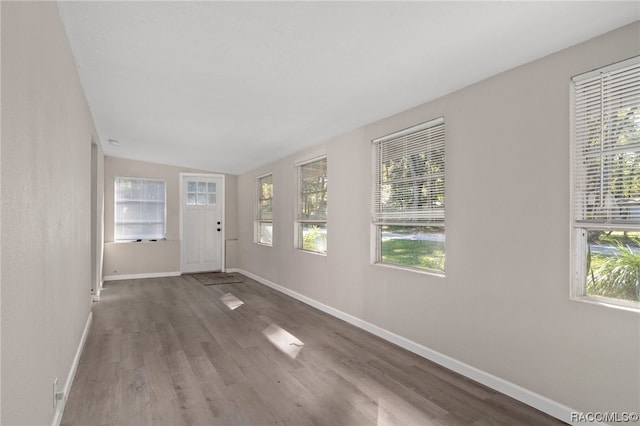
179, 173, 226, 273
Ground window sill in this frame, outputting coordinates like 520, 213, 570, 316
297, 249, 327, 257
112, 239, 168, 244
373, 261, 445, 278
571, 295, 639, 314
254, 242, 273, 248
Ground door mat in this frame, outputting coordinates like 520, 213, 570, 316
190, 272, 244, 286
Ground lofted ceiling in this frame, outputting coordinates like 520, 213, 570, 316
57, 1, 639, 175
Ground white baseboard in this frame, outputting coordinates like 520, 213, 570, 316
52, 310, 93, 426
103, 271, 181, 282
229, 268, 584, 426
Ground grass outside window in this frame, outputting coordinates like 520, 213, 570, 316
380, 225, 444, 273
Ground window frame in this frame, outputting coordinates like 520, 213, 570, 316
371, 117, 445, 275
295, 155, 328, 255
114, 176, 167, 242
255, 172, 274, 246
570, 56, 640, 312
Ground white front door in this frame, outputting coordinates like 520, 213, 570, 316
181, 174, 224, 273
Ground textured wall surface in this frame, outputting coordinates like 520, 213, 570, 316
236, 23, 640, 417
1, 2, 98, 424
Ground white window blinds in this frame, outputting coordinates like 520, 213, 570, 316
373, 117, 445, 224
573, 57, 640, 226
115, 177, 166, 240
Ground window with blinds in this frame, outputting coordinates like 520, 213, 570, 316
114, 177, 166, 241
572, 56, 640, 308
255, 173, 273, 246
372, 117, 445, 273
296, 157, 327, 254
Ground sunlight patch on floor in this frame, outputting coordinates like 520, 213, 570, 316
220, 292, 244, 310
376, 395, 444, 425
377, 399, 397, 426
262, 323, 304, 359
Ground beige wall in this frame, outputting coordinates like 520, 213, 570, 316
236, 23, 640, 418
103, 156, 238, 277
1, 2, 101, 424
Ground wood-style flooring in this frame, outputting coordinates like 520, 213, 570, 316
61, 274, 565, 426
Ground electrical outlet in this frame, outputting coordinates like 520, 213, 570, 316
53, 378, 58, 409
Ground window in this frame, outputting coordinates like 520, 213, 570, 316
186, 180, 217, 205
114, 177, 166, 241
572, 56, 640, 310
372, 117, 445, 273
256, 173, 273, 245
296, 157, 327, 253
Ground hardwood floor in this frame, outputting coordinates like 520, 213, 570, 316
61, 274, 565, 426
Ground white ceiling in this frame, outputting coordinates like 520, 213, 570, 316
57, 1, 639, 175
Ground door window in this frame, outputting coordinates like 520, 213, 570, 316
187, 180, 217, 206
